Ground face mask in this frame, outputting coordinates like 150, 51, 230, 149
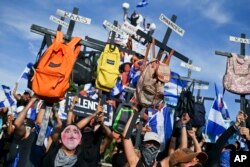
61, 125, 82, 150
141, 145, 159, 167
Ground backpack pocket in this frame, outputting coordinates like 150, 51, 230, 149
32, 69, 65, 98
97, 66, 119, 89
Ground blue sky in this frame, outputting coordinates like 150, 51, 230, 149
1, 0, 250, 119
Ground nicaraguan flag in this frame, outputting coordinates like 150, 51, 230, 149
136, 0, 149, 8
164, 71, 188, 105
111, 78, 123, 96
215, 85, 230, 120
0, 85, 15, 108
148, 106, 172, 151
27, 107, 37, 121
20, 62, 33, 80
129, 65, 141, 88
206, 84, 227, 137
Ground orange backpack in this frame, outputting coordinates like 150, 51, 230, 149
32, 31, 81, 102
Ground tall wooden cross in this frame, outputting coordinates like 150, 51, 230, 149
215, 33, 249, 112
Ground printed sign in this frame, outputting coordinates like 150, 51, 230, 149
194, 85, 209, 90
132, 39, 146, 56
65, 92, 113, 126
159, 14, 185, 37
49, 15, 69, 28
103, 20, 127, 37
180, 62, 201, 72
121, 21, 138, 36
56, 9, 91, 24
229, 36, 250, 44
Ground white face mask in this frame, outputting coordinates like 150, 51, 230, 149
61, 125, 82, 150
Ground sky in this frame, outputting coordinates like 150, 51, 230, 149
1, 0, 250, 120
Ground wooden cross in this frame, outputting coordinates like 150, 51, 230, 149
180, 60, 213, 103
215, 33, 249, 112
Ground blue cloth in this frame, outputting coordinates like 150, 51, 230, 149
20, 62, 33, 80
0, 85, 15, 108
148, 106, 172, 151
136, 0, 149, 8
207, 84, 227, 138
220, 150, 230, 167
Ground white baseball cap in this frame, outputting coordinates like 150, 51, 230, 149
143, 132, 160, 144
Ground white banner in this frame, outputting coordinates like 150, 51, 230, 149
180, 62, 201, 72
159, 13, 185, 37
49, 15, 69, 28
229, 36, 250, 44
121, 21, 138, 36
194, 85, 209, 90
56, 9, 91, 24
132, 39, 146, 56
103, 20, 127, 37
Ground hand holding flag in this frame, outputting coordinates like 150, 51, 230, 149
206, 84, 229, 141
17, 62, 33, 83
0, 85, 15, 109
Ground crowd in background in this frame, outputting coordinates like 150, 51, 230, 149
0, 78, 249, 167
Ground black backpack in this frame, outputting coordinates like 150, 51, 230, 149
72, 51, 100, 85
191, 101, 206, 127
175, 85, 195, 119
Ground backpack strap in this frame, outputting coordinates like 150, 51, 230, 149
36, 34, 52, 62
162, 49, 175, 65
143, 40, 152, 63
55, 31, 64, 43
67, 37, 82, 58
141, 38, 155, 72
151, 38, 156, 59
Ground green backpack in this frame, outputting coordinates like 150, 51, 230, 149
112, 103, 134, 134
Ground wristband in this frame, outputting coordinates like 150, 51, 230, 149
181, 124, 186, 128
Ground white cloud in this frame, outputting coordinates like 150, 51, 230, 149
172, 0, 231, 24
200, 2, 231, 24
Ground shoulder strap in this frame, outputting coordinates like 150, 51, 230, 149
162, 49, 175, 65
144, 41, 152, 62
36, 34, 52, 62
67, 37, 81, 48
68, 37, 81, 58
55, 31, 64, 43
151, 38, 156, 59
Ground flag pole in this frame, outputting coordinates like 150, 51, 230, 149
16, 71, 24, 84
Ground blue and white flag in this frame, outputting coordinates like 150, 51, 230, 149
111, 78, 123, 96
148, 106, 173, 151
136, 0, 149, 8
206, 84, 227, 138
164, 71, 188, 105
129, 65, 141, 88
215, 85, 230, 120
0, 85, 15, 108
18, 62, 33, 82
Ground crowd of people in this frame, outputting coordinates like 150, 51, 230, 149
0, 79, 249, 167
0, 39, 250, 166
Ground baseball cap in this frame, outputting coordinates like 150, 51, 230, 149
143, 132, 160, 144
169, 148, 208, 167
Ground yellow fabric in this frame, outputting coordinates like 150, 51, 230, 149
96, 44, 120, 92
